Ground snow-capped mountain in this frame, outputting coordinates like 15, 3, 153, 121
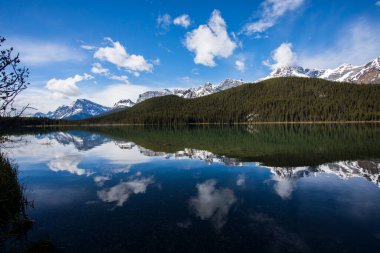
262, 66, 324, 80
136, 89, 173, 103
262, 57, 380, 84
136, 79, 244, 103
33, 79, 244, 119
34, 99, 110, 120
113, 99, 136, 109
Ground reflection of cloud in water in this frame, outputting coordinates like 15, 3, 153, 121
112, 165, 132, 173
94, 175, 111, 186
49, 154, 92, 176
236, 174, 246, 186
272, 175, 295, 200
189, 179, 236, 229
97, 176, 154, 206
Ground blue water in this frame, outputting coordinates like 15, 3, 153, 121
4, 126, 380, 253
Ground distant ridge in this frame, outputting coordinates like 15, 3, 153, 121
262, 57, 380, 84
82, 77, 380, 124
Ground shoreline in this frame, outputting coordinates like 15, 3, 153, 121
24, 120, 380, 127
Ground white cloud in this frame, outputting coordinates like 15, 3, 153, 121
298, 19, 380, 69
109, 75, 129, 83
97, 176, 154, 206
7, 38, 84, 65
189, 179, 236, 229
85, 83, 148, 107
91, 62, 129, 84
15, 81, 149, 114
173, 14, 191, 28
81, 44, 96, 50
242, 0, 304, 35
235, 58, 246, 72
46, 73, 93, 98
376, 1, 380, 7
157, 14, 172, 32
184, 10, 237, 67
265, 42, 297, 70
93, 38, 153, 76
91, 62, 110, 75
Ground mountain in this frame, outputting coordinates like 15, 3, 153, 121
136, 79, 244, 103
35, 99, 110, 120
262, 66, 324, 80
321, 57, 380, 84
263, 57, 380, 84
137, 89, 173, 103
33, 79, 244, 120
82, 77, 380, 124
113, 99, 136, 109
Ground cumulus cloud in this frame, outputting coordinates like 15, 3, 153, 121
91, 62, 129, 83
93, 38, 153, 77
6, 38, 84, 65
265, 42, 297, 70
46, 73, 93, 97
189, 179, 237, 229
173, 14, 191, 28
97, 176, 154, 206
184, 10, 237, 67
91, 62, 110, 75
156, 14, 172, 33
298, 19, 380, 69
242, 0, 304, 35
235, 58, 246, 72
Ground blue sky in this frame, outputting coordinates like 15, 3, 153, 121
1, 0, 380, 112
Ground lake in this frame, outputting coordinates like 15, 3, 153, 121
2, 124, 380, 253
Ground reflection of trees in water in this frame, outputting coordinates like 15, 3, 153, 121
0, 152, 54, 252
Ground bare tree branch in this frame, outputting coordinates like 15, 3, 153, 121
0, 36, 30, 117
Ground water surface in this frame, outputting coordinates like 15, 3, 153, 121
3, 124, 380, 253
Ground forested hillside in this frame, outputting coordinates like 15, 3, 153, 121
84, 77, 380, 124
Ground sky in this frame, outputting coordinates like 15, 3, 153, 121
1, 0, 380, 113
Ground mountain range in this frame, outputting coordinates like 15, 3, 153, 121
34, 57, 380, 120
263, 57, 380, 83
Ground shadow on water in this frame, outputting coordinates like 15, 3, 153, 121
0, 151, 54, 253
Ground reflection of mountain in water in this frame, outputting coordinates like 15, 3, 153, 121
269, 161, 380, 186
115, 141, 380, 187
268, 161, 380, 199
43, 131, 110, 151
33, 125, 380, 187
135, 145, 242, 166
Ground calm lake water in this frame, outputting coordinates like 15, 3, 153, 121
3, 124, 380, 253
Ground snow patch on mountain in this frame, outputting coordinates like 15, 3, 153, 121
34, 99, 110, 120
136, 79, 244, 103
262, 57, 380, 84
113, 99, 135, 109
